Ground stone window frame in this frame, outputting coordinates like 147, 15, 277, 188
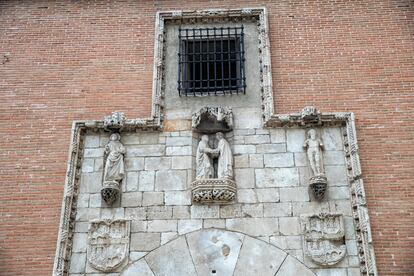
52, 8, 377, 276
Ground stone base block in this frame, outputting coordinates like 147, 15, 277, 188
192, 179, 237, 204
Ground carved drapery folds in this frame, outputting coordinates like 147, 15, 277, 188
303, 128, 328, 201
87, 219, 130, 272
192, 106, 233, 133
192, 107, 235, 203
101, 133, 126, 205
301, 213, 347, 266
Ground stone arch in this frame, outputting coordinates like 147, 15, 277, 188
121, 228, 315, 276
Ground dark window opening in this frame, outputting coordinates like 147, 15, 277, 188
178, 26, 246, 96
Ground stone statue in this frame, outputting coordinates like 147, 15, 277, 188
303, 129, 324, 176
303, 129, 328, 201
215, 132, 233, 179
196, 135, 215, 179
104, 133, 126, 185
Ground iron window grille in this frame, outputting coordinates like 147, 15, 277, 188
178, 26, 246, 96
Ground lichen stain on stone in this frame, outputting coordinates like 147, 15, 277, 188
222, 244, 230, 258
211, 236, 219, 243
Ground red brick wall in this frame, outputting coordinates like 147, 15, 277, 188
0, 1, 412, 275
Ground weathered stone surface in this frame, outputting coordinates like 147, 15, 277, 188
328, 186, 351, 200
234, 155, 249, 168
171, 156, 192, 169
166, 146, 192, 156
131, 220, 147, 232
245, 135, 270, 144
121, 191, 142, 207
269, 235, 302, 250
234, 168, 255, 188
69, 253, 87, 273
280, 187, 310, 202
121, 259, 154, 276
270, 129, 286, 143
191, 205, 220, 219
313, 268, 348, 276
321, 127, 343, 151
81, 158, 94, 173
128, 145, 165, 157
279, 217, 301, 235
203, 219, 226, 229
161, 232, 178, 245
323, 151, 346, 165
125, 157, 145, 171
275, 255, 315, 276
166, 136, 192, 146
139, 171, 155, 191
264, 153, 294, 167
256, 143, 286, 153
129, 251, 148, 261
80, 172, 102, 193
84, 148, 105, 158
249, 154, 264, 168
255, 168, 300, 188
146, 206, 173, 220
325, 165, 348, 186
233, 145, 256, 154
263, 202, 292, 217
234, 236, 286, 276
165, 190, 191, 205
142, 192, 164, 206
178, 219, 202, 235
256, 188, 280, 203
172, 206, 190, 219
84, 135, 100, 148
130, 233, 160, 251
145, 157, 171, 170
187, 229, 244, 276
77, 194, 89, 208
242, 203, 263, 217
226, 218, 279, 236
145, 236, 197, 276
125, 207, 146, 220
286, 129, 306, 152
126, 172, 139, 192
155, 170, 187, 191
237, 189, 257, 203
147, 220, 177, 232
220, 204, 242, 218
72, 233, 88, 252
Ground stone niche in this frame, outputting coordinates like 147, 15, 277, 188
191, 106, 236, 204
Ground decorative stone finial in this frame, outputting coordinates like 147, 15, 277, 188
301, 106, 321, 124
104, 111, 126, 131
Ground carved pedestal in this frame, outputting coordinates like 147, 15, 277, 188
101, 181, 120, 205
309, 174, 328, 201
301, 213, 346, 266
192, 179, 237, 204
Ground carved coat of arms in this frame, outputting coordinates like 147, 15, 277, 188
300, 213, 347, 266
87, 219, 130, 272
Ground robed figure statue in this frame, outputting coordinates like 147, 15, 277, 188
215, 132, 233, 179
104, 133, 126, 185
196, 135, 215, 179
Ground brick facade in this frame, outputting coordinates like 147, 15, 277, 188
0, 1, 413, 275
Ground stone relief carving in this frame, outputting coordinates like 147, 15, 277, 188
104, 111, 126, 131
193, 131, 236, 203
303, 129, 328, 201
301, 213, 346, 266
87, 219, 130, 272
101, 133, 126, 205
192, 106, 233, 133
301, 106, 322, 124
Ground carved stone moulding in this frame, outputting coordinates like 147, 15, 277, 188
309, 174, 328, 201
192, 179, 236, 204
104, 111, 126, 131
87, 219, 130, 272
301, 213, 346, 266
192, 106, 233, 133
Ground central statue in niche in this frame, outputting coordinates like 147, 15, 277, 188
196, 132, 233, 180
191, 106, 236, 204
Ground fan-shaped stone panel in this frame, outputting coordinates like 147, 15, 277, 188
120, 228, 316, 276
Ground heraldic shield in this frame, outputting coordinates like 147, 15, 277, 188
301, 213, 347, 266
87, 219, 131, 272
